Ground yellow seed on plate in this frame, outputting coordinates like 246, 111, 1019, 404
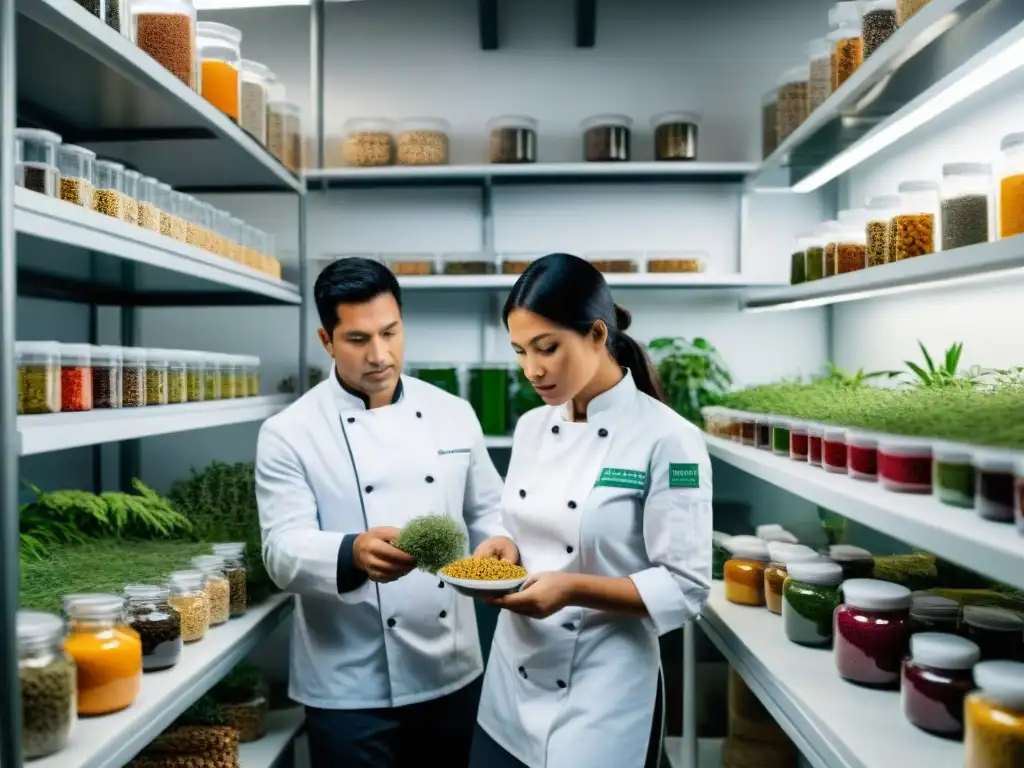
441, 557, 527, 581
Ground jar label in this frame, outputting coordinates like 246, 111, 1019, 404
669, 464, 700, 488
595, 467, 647, 490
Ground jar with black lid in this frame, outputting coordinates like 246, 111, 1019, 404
651, 111, 699, 161
487, 115, 537, 164
581, 114, 631, 162
124, 584, 182, 671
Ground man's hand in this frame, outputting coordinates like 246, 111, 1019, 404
353, 527, 416, 583
473, 535, 520, 564
487, 572, 576, 619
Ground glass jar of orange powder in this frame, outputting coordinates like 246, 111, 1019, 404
197, 22, 242, 122
62, 594, 142, 716
723, 536, 771, 607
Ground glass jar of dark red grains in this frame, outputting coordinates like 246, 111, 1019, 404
974, 450, 1017, 522
789, 421, 809, 461
822, 427, 848, 474
807, 424, 824, 466
834, 578, 912, 688
878, 437, 933, 493
901, 632, 980, 737
847, 431, 879, 481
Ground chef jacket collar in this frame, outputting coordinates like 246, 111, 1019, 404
330, 366, 404, 411
559, 368, 636, 422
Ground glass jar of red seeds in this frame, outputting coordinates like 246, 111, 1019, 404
974, 450, 1018, 522
59, 343, 93, 412
878, 436, 933, 492
755, 417, 772, 451
834, 578, 912, 688
807, 423, 824, 466
739, 412, 756, 447
846, 431, 879, 481
829, 544, 875, 581
963, 606, 1024, 662
822, 427, 848, 473
789, 421, 809, 461
901, 632, 980, 738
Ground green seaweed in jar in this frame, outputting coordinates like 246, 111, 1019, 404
18, 610, 76, 760
782, 561, 843, 647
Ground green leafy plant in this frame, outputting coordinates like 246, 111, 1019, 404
820, 362, 899, 388
211, 662, 267, 705
393, 515, 467, 574
648, 337, 731, 426
903, 341, 975, 388
277, 365, 326, 394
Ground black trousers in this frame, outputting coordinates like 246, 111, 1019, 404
305, 676, 482, 768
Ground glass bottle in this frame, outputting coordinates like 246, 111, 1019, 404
723, 537, 770, 607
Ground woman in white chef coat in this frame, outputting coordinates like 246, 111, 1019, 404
469, 253, 713, 768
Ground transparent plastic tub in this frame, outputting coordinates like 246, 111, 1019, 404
92, 345, 123, 409
582, 114, 631, 162
57, 144, 95, 207
197, 21, 242, 121
488, 115, 537, 164
93, 160, 126, 219
131, 0, 197, 89
137, 175, 160, 232
16, 341, 61, 415
942, 162, 993, 250
122, 346, 147, 407
441, 252, 496, 276
240, 59, 270, 144
15, 129, 61, 198
344, 118, 394, 167
584, 251, 640, 274
864, 193, 900, 266
122, 169, 141, 226
893, 180, 940, 259
60, 343, 93, 412
652, 112, 699, 161
396, 118, 450, 166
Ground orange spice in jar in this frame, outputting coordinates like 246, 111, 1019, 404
723, 537, 770, 607
62, 594, 142, 716
764, 543, 820, 615
964, 660, 1024, 768
834, 36, 863, 88
197, 22, 242, 121
1000, 134, 1024, 239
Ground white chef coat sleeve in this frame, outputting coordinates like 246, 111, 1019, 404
460, 401, 509, 550
628, 427, 713, 636
256, 420, 369, 602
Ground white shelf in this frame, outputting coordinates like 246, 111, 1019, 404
393, 273, 782, 292
239, 709, 305, 768
705, 436, 1024, 591
700, 584, 959, 768
15, 188, 302, 306
742, 235, 1024, 311
663, 737, 724, 768
35, 595, 295, 768
19, 395, 294, 456
484, 435, 514, 448
305, 162, 757, 188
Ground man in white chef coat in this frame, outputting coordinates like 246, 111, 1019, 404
255, 257, 518, 767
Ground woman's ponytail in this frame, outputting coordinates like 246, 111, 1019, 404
612, 331, 666, 403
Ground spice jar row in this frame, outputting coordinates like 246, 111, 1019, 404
14, 128, 283, 281
351, 251, 708, 278
16, 343, 261, 414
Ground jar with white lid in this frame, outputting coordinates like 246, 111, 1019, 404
902, 632, 979, 736
878, 436, 933, 493
121, 346, 146, 407
862, 0, 897, 58
167, 570, 210, 642
396, 118, 450, 166
770, 418, 791, 456
93, 160, 126, 219
16, 128, 61, 198
62, 593, 141, 715
829, 544, 875, 580
807, 422, 824, 465
723, 537, 770, 607
17, 610, 76, 759
932, 441, 974, 508
16, 341, 61, 414
131, 0, 197, 89
965, 660, 1024, 766
776, 66, 809, 145
343, 118, 394, 167
1000, 132, 1024, 239
822, 426, 848, 473
122, 169, 141, 226
831, 2, 863, 88
145, 348, 169, 406
974, 450, 1017, 522
846, 430, 878, 480
57, 145, 95, 207
834, 209, 867, 274
582, 114, 632, 162
191, 555, 230, 626
197, 21, 242, 121
834, 578, 912, 686
864, 193, 900, 266
268, 101, 301, 171
488, 115, 538, 164
212, 542, 248, 617
165, 349, 187, 404
783, 560, 843, 647
60, 344, 93, 412
652, 112, 699, 161
807, 37, 832, 112
765, 542, 819, 615
963, 606, 1024, 662
124, 584, 181, 671
91, 345, 123, 409
941, 162, 993, 250
240, 59, 271, 144
203, 353, 221, 400
892, 180, 940, 259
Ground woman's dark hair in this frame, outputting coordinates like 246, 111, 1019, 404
502, 253, 665, 402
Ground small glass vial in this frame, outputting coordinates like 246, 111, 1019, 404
57, 144, 96, 207
17, 610, 76, 759
167, 570, 211, 643
965, 660, 1024, 767
892, 180, 941, 259
124, 585, 182, 672
941, 162, 993, 250
878, 436, 933, 493
783, 560, 843, 647
834, 578, 912, 688
902, 632, 980, 737
145, 348, 169, 406
974, 450, 1017, 523
121, 346, 146, 407
864, 193, 900, 266
91, 345, 123, 409
15, 128, 61, 198
723, 537, 770, 607
909, 594, 961, 636
197, 21, 242, 121
59, 343, 93, 412
137, 175, 160, 233
16, 341, 61, 415
829, 545, 875, 581
822, 427, 848, 474
122, 169, 141, 226
933, 442, 975, 509
963, 606, 1024, 662
165, 350, 187, 405
846, 431, 878, 481
192, 556, 231, 626
213, 542, 248, 617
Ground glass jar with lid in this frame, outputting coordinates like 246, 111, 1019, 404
902, 632, 979, 737
136, 175, 160, 232
343, 118, 395, 167
167, 570, 210, 642
941, 162, 993, 250
122, 169, 141, 226
965, 660, 1024, 767
91, 345, 123, 409
267, 100, 291, 167
834, 578, 912, 687
201, 202, 218, 252
1000, 132, 1024, 239
807, 37, 832, 112
776, 66, 809, 145
121, 346, 146, 407
212, 542, 248, 617
770, 418, 790, 457
487, 115, 538, 164
158, 185, 185, 241
878, 436, 933, 493
963, 606, 1024, 662
581, 114, 631, 162
396, 118, 450, 166
861, 0, 897, 58
910, 593, 962, 635
831, 2, 863, 88
145, 348, 169, 406
822, 427, 848, 474
229, 216, 246, 263
165, 349, 187, 404
57, 144, 95, 207
183, 196, 207, 250
197, 21, 242, 121
203, 352, 221, 400
240, 59, 271, 144
191, 555, 231, 626
807, 423, 824, 465
846, 430, 878, 480
723, 536, 770, 607
764, 543, 820, 615
892, 180, 940, 259
72, 0, 126, 33
829, 544, 875, 580
124, 584, 182, 671
93, 159, 126, 219
131, 0, 197, 89
60, 343, 93, 412
62, 593, 142, 715
651, 112, 699, 161
864, 193, 900, 266
18, 610, 76, 759
975, 450, 1016, 522
797, 231, 824, 282
783, 560, 843, 647
245, 355, 260, 396
834, 209, 867, 274
15, 128, 61, 198
219, 354, 241, 398
182, 350, 204, 402
16, 341, 61, 415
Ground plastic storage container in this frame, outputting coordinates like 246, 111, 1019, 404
808, 423, 824, 466
783, 560, 843, 647
847, 431, 878, 480
266, 100, 290, 167
933, 442, 974, 508
488, 115, 537, 164
964, 660, 1024, 767
723, 537, 770, 607
197, 22, 241, 121
157, 185, 184, 241
975, 450, 1017, 522
910, 594, 961, 635
798, 231, 825, 282
192, 555, 231, 626
652, 112, 699, 161
864, 193, 900, 266
121, 169, 141, 226
93, 160, 126, 219
91, 345, 122, 409
892, 180, 940, 259
834, 579, 912, 687
343, 118, 394, 167
765, 543, 820, 615
901, 632, 980, 737
131, 0, 197, 89
1000, 133, 1024, 239
167, 570, 210, 642
469, 364, 509, 436
771, 419, 790, 456
581, 114, 631, 162
182, 351, 204, 402
584, 251, 640, 274
861, 0, 897, 58
442, 252, 496, 275
240, 59, 271, 144
776, 66, 809, 145
62, 593, 142, 715
124, 584, 182, 672
17, 341, 61, 415
59, 344, 93, 412
137, 175, 160, 232
822, 427, 848, 474
755, 417, 772, 451
212, 542, 248, 617
145, 349, 169, 406
165, 350, 187, 404
830, 544, 875, 581
15, 128, 61, 198
963, 607, 1024, 662
807, 37, 832, 113
762, 89, 778, 159
941, 162, 992, 250
834, 209, 867, 274
57, 144, 95, 207
244, 355, 260, 396
820, 220, 841, 277
832, 3, 864, 88
203, 353, 221, 400
878, 436, 933, 493
17, 610, 76, 760
396, 118, 450, 166
897, 0, 932, 26
789, 421, 809, 461
121, 346, 146, 407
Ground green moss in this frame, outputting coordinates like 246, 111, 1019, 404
393, 516, 467, 574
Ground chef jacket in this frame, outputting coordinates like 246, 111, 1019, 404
476, 370, 712, 767
256, 372, 507, 709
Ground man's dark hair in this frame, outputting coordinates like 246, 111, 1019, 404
313, 257, 402, 332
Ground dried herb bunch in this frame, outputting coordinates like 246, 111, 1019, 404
393, 515, 467, 574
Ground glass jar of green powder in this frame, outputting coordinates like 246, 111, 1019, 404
183, 351, 204, 402
783, 560, 844, 647
409, 364, 460, 397
771, 419, 791, 456
797, 231, 824, 281
933, 442, 975, 509
203, 353, 221, 400
790, 250, 805, 284
468, 364, 510, 436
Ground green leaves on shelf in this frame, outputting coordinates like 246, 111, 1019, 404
393, 515, 467, 574
904, 341, 976, 389
210, 662, 268, 706
175, 695, 231, 728
648, 336, 732, 427
822, 362, 900, 388
277, 365, 326, 394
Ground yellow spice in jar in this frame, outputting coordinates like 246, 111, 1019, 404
441, 557, 527, 581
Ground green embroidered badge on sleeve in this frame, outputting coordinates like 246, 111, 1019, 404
669, 463, 700, 488
594, 468, 648, 490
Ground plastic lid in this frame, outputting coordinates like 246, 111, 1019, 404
963, 606, 1024, 632
197, 20, 242, 43
580, 114, 633, 131
757, 525, 798, 544
822, 426, 846, 441
942, 162, 992, 177
60, 343, 92, 362
62, 593, 124, 619
95, 159, 125, 172
911, 594, 960, 619
168, 569, 206, 588
15, 340, 60, 358
213, 541, 246, 554
192, 555, 226, 572
778, 66, 809, 86
789, 420, 808, 433
973, 661, 1024, 709
771, 418, 791, 429
397, 117, 451, 132
878, 436, 933, 456
910, 632, 980, 670
973, 449, 1018, 472
1000, 132, 1024, 152
932, 441, 973, 464
124, 584, 169, 601
712, 531, 732, 547
650, 111, 700, 128
865, 193, 901, 209
829, 544, 872, 561
769, 542, 819, 565
121, 346, 146, 362
487, 114, 539, 131
841, 579, 912, 611
787, 560, 843, 585
344, 117, 394, 133
898, 180, 940, 194
58, 144, 96, 160
17, 610, 64, 644
726, 536, 770, 561
14, 128, 61, 144
241, 59, 271, 78
846, 430, 878, 447
807, 422, 824, 436
92, 344, 123, 363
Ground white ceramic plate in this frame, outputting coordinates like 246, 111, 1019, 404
437, 571, 528, 598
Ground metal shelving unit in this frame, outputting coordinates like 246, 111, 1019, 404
0, 0, 310, 761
